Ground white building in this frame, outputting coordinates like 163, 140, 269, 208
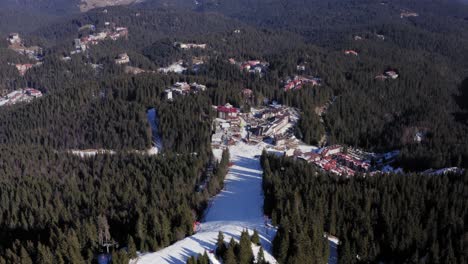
115, 53, 130, 64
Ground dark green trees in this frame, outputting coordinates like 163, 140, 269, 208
262, 153, 467, 263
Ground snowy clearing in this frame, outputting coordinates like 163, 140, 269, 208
133, 143, 278, 264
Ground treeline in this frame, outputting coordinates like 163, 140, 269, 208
0, 144, 232, 263
261, 153, 467, 263
187, 230, 269, 264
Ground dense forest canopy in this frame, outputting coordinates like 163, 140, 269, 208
261, 153, 467, 264
0, 0, 467, 262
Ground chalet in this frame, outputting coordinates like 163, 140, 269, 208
344, 50, 359, 56
190, 82, 207, 92
8, 33, 21, 45
110, 27, 129, 40
297, 64, 306, 71
168, 82, 188, 95
376, 34, 385, 40
217, 103, 238, 119
354, 35, 363, 41
283, 76, 320, 91
385, 70, 399, 79
115, 53, 130, 64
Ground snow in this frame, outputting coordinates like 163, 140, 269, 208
296, 144, 319, 153
69, 149, 116, 157
133, 142, 278, 264
159, 62, 187, 74
327, 236, 339, 264
133, 117, 339, 264
147, 108, 162, 154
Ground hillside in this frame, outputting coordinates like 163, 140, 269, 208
0, 0, 467, 263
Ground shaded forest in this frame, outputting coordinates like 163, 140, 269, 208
261, 153, 467, 263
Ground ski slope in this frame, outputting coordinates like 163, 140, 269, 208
133, 143, 278, 264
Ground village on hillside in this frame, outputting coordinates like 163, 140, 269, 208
7, 33, 43, 61
71, 24, 129, 54
211, 102, 404, 177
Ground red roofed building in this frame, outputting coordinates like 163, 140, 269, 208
217, 103, 238, 119
25, 88, 42, 98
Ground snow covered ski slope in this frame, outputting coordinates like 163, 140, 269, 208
134, 143, 278, 264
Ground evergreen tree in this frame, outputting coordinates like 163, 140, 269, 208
216, 231, 226, 258
223, 245, 237, 264
239, 230, 254, 264
251, 229, 261, 245
128, 236, 137, 259
256, 246, 266, 264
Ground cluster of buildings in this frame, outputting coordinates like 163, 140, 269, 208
229, 59, 269, 75
7, 33, 43, 60
283, 75, 321, 91
210, 102, 405, 177
164, 82, 207, 100
375, 69, 399, 80
0, 88, 42, 107
72, 26, 128, 54
174, 42, 207, 49
298, 145, 400, 177
212, 103, 300, 150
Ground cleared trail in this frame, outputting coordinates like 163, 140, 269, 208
134, 143, 277, 264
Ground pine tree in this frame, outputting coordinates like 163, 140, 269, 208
216, 231, 227, 257
19, 247, 33, 264
251, 229, 261, 245
224, 246, 237, 264
128, 235, 137, 259
257, 246, 266, 264
239, 230, 254, 264
186, 256, 196, 264
37, 244, 53, 264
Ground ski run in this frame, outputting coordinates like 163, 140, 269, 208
133, 140, 339, 264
